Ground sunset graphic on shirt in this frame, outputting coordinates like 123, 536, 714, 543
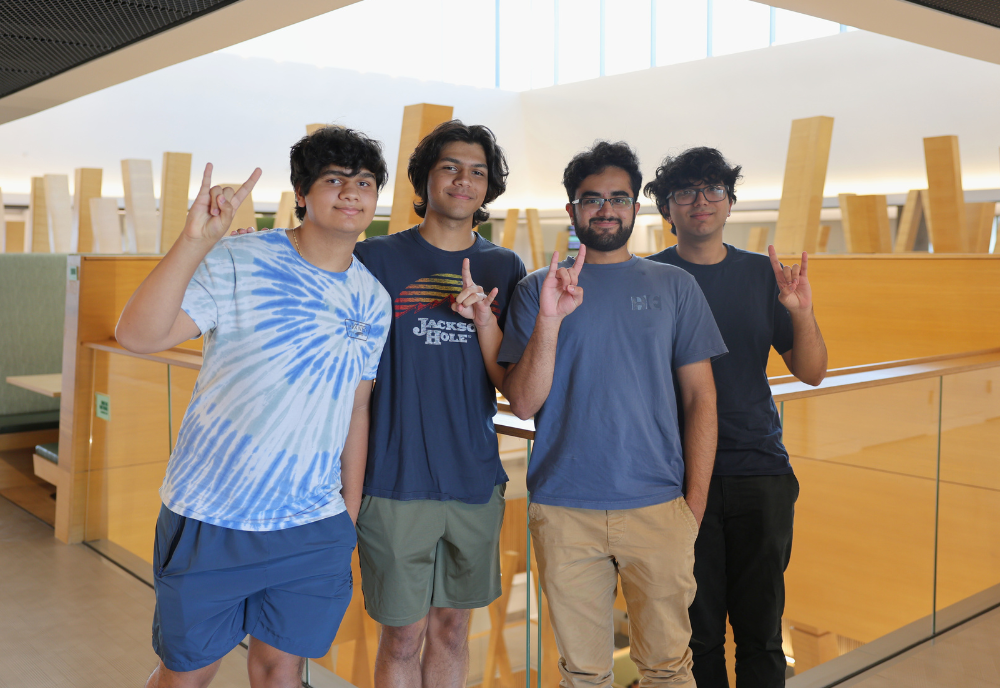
394, 273, 501, 319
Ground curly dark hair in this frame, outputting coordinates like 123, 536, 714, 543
408, 120, 508, 228
289, 126, 388, 220
643, 147, 742, 220
562, 141, 642, 202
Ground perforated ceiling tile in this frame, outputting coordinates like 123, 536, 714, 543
0, 1, 241, 99
904, 0, 1000, 29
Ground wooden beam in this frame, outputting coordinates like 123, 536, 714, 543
841, 195, 891, 253
90, 198, 123, 253
817, 225, 831, 253
73, 168, 103, 254
965, 202, 995, 254
388, 103, 454, 234
121, 159, 159, 253
660, 217, 677, 249
29, 176, 49, 252
500, 208, 519, 250
274, 191, 298, 229
923, 135, 967, 252
44, 174, 74, 253
4, 221, 25, 253
160, 152, 192, 253
773, 116, 835, 253
553, 230, 570, 260
305, 123, 328, 135
893, 190, 925, 252
747, 226, 769, 253
525, 209, 545, 271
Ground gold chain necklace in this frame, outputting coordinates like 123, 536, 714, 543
290, 227, 303, 257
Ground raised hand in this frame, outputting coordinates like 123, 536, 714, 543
768, 245, 813, 313
539, 245, 585, 320
452, 258, 499, 329
183, 163, 262, 244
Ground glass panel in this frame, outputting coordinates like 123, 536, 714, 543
781, 378, 940, 676
772, 8, 841, 46
654, 0, 708, 66
556, 0, 600, 84
604, 0, 652, 76
937, 368, 1000, 624
711, 0, 769, 57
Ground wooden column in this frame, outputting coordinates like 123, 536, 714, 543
894, 190, 925, 252
817, 225, 831, 253
160, 152, 192, 253
90, 198, 123, 253
773, 116, 835, 254
274, 191, 298, 229
44, 174, 74, 253
923, 136, 967, 252
220, 183, 256, 232
525, 209, 545, 270
840, 194, 891, 253
74, 169, 103, 254
660, 217, 677, 249
388, 103, 454, 234
500, 208, 519, 249
965, 202, 995, 253
306, 123, 327, 135
789, 623, 839, 673
122, 159, 159, 253
29, 176, 49, 252
747, 226, 769, 253
4, 222, 26, 253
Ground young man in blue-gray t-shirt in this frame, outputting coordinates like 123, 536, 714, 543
500, 142, 727, 687
645, 147, 828, 688
117, 128, 392, 688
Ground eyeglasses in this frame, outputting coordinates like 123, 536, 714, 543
571, 197, 636, 211
669, 185, 728, 205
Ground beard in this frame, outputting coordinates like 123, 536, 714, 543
573, 212, 635, 252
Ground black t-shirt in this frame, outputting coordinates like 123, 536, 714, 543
353, 227, 527, 503
647, 244, 794, 475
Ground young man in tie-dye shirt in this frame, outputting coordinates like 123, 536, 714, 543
116, 127, 391, 688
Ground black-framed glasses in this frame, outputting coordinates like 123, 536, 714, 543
571, 197, 636, 210
669, 185, 728, 205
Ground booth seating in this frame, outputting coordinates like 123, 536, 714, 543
0, 254, 66, 451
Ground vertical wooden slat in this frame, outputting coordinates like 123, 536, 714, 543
274, 190, 298, 229
306, 123, 327, 135
159, 152, 192, 253
121, 159, 159, 253
4, 222, 26, 253
500, 208, 519, 249
923, 135, 967, 253
773, 116, 835, 254
388, 103, 454, 234
660, 217, 677, 249
44, 174, 74, 253
29, 176, 49, 252
894, 190, 925, 253
73, 168, 103, 254
817, 225, 831, 253
747, 226, 769, 253
525, 209, 545, 271
838, 194, 856, 253
220, 183, 256, 232
90, 198, 123, 254
841, 195, 891, 253
964, 202, 995, 254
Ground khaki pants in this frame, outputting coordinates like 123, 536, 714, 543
529, 497, 699, 687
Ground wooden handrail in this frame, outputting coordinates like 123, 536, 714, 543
83, 338, 1000, 440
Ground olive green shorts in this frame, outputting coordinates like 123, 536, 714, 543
355, 484, 506, 627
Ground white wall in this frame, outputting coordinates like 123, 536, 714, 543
1, 30, 999, 213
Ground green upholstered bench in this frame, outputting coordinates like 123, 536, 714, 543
0, 411, 60, 436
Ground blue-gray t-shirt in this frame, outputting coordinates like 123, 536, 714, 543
354, 227, 526, 504
497, 255, 728, 510
648, 245, 794, 476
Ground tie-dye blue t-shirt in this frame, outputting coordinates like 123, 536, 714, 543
160, 228, 391, 531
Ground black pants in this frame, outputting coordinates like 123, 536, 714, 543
689, 473, 799, 688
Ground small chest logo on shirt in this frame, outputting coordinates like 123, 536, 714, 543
632, 295, 662, 311
345, 320, 371, 341
413, 318, 477, 345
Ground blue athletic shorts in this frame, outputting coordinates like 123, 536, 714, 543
151, 504, 356, 672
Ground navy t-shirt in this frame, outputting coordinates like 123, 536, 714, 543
497, 256, 728, 510
648, 245, 794, 476
354, 227, 526, 504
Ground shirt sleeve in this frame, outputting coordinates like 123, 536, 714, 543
672, 273, 729, 368
497, 253, 528, 332
497, 273, 540, 365
772, 285, 794, 355
180, 242, 237, 337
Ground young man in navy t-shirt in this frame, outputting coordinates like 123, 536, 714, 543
645, 147, 828, 688
353, 121, 525, 687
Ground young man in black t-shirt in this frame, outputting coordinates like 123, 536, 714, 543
645, 147, 828, 688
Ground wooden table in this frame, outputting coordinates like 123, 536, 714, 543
5, 374, 63, 398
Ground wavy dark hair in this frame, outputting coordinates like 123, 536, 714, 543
408, 120, 508, 227
562, 141, 642, 202
643, 147, 742, 226
289, 126, 388, 220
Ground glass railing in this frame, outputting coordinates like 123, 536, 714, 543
77, 342, 1000, 686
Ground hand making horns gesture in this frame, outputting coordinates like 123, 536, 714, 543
183, 163, 262, 244
452, 257, 500, 329
768, 245, 813, 313
539, 245, 586, 319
